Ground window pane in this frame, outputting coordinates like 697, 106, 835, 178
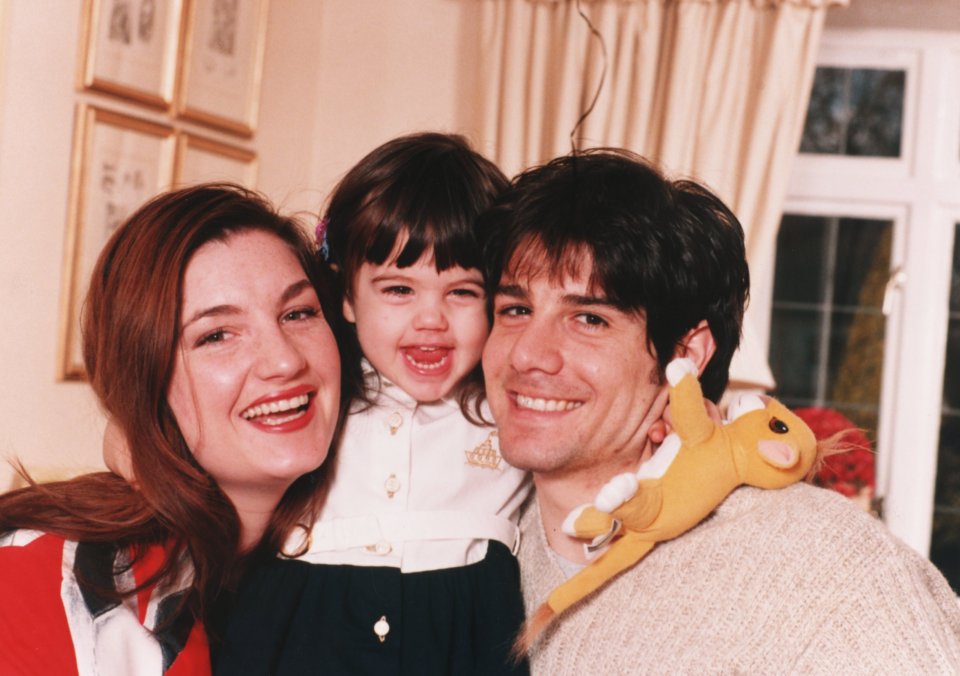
932, 224, 960, 593
769, 307, 821, 402
944, 319, 960, 412
800, 67, 905, 158
826, 308, 885, 407
773, 215, 827, 304
832, 219, 892, 309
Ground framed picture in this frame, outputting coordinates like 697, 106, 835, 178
176, 0, 270, 136
174, 132, 257, 187
58, 105, 175, 380
79, 0, 184, 108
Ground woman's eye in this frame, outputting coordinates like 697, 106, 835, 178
195, 329, 226, 347
283, 307, 319, 322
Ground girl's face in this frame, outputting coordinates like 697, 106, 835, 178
167, 230, 341, 515
344, 246, 489, 403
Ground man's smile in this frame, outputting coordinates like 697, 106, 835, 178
514, 393, 584, 412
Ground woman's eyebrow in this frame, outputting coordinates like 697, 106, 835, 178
183, 279, 314, 330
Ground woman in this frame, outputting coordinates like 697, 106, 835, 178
0, 184, 354, 674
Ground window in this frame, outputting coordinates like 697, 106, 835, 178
771, 30, 960, 587
800, 67, 905, 157
770, 215, 892, 441
931, 223, 960, 591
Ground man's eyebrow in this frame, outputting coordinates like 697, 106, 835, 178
183, 279, 314, 329
563, 293, 618, 308
494, 283, 529, 299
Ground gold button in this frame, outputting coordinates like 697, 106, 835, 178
386, 411, 403, 435
384, 474, 401, 498
374, 615, 390, 642
365, 541, 392, 556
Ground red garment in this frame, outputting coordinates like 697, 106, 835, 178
0, 531, 210, 675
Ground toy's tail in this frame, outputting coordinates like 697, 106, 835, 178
512, 604, 555, 659
513, 532, 655, 655
805, 428, 872, 481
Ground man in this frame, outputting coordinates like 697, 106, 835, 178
481, 150, 960, 673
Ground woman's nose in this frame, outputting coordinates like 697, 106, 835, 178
255, 329, 307, 379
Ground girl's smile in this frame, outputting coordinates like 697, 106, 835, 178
344, 247, 489, 403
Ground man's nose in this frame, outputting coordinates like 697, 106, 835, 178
255, 329, 307, 379
508, 319, 562, 374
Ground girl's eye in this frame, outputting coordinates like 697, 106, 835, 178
450, 287, 482, 299
383, 285, 413, 296
283, 307, 319, 322
575, 313, 608, 328
195, 329, 227, 347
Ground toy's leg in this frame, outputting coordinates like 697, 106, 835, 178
547, 532, 654, 614
563, 505, 617, 539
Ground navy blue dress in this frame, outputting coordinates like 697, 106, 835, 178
213, 541, 528, 675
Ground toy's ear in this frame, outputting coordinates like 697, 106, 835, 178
673, 320, 716, 375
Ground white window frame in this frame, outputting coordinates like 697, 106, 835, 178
785, 29, 960, 555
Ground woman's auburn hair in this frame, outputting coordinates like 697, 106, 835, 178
0, 183, 353, 625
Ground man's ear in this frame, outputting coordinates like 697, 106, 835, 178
673, 320, 716, 375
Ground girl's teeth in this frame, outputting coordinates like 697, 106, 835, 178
241, 394, 309, 420
404, 353, 449, 370
516, 394, 583, 412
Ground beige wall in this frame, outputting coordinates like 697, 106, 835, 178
0, 0, 479, 490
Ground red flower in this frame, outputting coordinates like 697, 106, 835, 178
793, 407, 875, 494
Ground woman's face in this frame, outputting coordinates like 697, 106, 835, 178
167, 230, 340, 512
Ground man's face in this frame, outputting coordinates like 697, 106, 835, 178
483, 256, 667, 480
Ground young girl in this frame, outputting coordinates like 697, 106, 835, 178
214, 133, 531, 674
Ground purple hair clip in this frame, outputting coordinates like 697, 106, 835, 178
315, 216, 330, 261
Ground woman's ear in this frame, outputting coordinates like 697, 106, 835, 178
673, 320, 717, 375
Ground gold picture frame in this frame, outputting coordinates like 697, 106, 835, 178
58, 104, 176, 380
173, 132, 257, 187
176, 0, 270, 137
79, 0, 184, 109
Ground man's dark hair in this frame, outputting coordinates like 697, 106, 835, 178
480, 149, 749, 401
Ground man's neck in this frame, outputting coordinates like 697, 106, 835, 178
533, 451, 652, 564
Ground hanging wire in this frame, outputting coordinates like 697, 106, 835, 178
569, 0, 609, 154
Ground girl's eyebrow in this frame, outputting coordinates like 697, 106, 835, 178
182, 279, 313, 329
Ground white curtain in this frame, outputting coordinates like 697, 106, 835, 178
474, 0, 848, 388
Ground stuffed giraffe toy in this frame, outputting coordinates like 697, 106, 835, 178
517, 357, 821, 652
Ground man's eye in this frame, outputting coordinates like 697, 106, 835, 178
497, 305, 530, 317
575, 313, 608, 327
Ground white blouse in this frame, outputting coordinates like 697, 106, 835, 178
293, 377, 531, 573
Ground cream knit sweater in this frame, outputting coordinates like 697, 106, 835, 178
519, 483, 960, 674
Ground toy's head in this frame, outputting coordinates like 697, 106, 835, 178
726, 394, 818, 488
